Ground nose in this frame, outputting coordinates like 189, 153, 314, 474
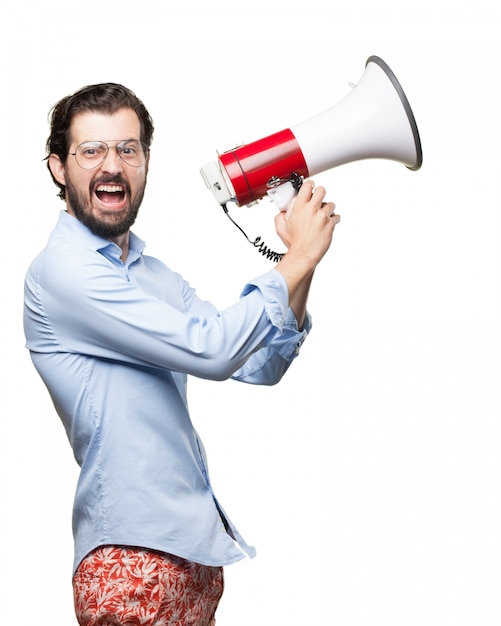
100, 146, 124, 174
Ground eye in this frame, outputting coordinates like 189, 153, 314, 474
120, 141, 140, 156
79, 142, 106, 158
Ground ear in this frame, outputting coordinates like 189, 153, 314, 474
48, 154, 66, 187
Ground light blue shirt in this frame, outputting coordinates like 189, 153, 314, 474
24, 211, 311, 574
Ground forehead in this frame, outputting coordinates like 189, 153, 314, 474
70, 108, 141, 145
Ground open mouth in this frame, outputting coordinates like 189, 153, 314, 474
94, 183, 127, 205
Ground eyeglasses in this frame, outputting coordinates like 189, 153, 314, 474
69, 140, 149, 169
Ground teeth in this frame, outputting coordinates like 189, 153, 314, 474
96, 184, 123, 193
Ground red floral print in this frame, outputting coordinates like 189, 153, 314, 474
73, 546, 224, 625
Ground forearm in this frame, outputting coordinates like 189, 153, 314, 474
287, 269, 314, 330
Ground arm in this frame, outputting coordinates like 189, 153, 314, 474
25, 239, 296, 382
231, 180, 339, 385
288, 271, 313, 331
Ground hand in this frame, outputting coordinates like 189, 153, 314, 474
275, 179, 340, 269
274, 180, 340, 325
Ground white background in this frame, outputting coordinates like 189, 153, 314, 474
2, 1, 500, 624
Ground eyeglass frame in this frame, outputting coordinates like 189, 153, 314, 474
68, 140, 150, 169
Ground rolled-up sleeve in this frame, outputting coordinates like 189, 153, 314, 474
231, 271, 312, 385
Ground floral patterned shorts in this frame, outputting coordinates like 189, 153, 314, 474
73, 546, 224, 626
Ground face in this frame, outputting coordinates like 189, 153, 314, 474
50, 108, 149, 239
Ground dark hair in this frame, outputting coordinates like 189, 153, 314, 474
46, 82, 154, 199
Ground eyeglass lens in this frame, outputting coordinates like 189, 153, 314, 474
74, 141, 147, 168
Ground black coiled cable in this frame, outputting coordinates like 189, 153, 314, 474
222, 204, 285, 262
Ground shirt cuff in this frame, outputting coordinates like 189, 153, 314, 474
240, 269, 290, 332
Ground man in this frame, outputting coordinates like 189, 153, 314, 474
24, 83, 340, 626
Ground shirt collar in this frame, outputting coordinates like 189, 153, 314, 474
56, 210, 145, 264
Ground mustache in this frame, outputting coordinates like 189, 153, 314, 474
91, 174, 131, 195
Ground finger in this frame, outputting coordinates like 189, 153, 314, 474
330, 210, 341, 224
320, 200, 336, 215
297, 179, 315, 200
311, 185, 327, 204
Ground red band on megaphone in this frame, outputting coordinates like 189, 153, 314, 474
219, 128, 309, 206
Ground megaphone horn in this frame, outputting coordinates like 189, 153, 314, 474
201, 56, 422, 211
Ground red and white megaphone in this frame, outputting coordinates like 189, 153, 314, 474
200, 56, 422, 212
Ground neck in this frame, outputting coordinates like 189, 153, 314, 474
111, 232, 130, 262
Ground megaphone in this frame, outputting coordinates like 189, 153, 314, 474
200, 55, 422, 212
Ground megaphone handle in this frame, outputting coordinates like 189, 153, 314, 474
266, 176, 304, 212
267, 182, 297, 212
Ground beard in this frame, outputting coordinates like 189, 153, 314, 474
65, 173, 147, 239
